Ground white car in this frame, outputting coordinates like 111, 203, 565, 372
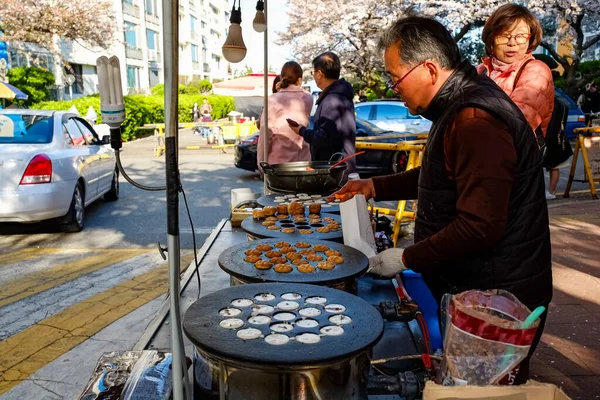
354, 100, 432, 134
0, 110, 118, 232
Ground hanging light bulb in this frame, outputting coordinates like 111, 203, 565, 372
252, 0, 267, 33
222, 1, 247, 63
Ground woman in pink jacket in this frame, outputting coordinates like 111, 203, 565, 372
478, 4, 558, 199
258, 61, 313, 166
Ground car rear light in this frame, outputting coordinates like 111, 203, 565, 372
578, 116, 586, 122
20, 154, 52, 185
243, 136, 259, 145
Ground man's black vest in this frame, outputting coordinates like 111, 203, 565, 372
416, 61, 552, 310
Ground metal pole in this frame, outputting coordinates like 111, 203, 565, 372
262, 0, 269, 195
163, 0, 190, 399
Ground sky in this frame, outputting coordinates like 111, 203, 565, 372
234, 0, 292, 73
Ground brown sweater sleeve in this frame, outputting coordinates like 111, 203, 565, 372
403, 108, 517, 272
372, 167, 420, 201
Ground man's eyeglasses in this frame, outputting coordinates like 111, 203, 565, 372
495, 33, 531, 45
386, 61, 426, 93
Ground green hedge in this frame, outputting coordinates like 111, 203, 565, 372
32, 94, 234, 141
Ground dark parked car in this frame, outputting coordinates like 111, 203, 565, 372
234, 117, 410, 177
554, 88, 586, 139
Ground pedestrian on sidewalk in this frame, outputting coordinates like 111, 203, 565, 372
335, 16, 552, 385
258, 62, 313, 167
477, 4, 558, 199
191, 102, 201, 136
287, 52, 357, 180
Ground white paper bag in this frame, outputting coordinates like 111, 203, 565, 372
340, 194, 377, 258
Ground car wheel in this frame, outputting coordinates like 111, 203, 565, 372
392, 151, 409, 174
104, 168, 120, 201
60, 182, 85, 233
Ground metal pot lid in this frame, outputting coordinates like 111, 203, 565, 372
218, 238, 368, 285
241, 213, 343, 242
183, 283, 384, 366
262, 161, 347, 176
257, 194, 340, 213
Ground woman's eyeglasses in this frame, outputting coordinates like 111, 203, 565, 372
495, 33, 531, 45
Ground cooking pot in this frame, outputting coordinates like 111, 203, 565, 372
260, 158, 347, 195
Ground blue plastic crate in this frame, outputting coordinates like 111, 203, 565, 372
401, 270, 443, 350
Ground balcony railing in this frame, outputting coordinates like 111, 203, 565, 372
126, 46, 143, 60
147, 50, 161, 62
203, 63, 210, 73
192, 62, 201, 70
191, 31, 201, 42
122, 1, 141, 18
145, 13, 160, 25
189, 1, 196, 12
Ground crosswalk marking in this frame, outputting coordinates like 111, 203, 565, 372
0, 249, 148, 308
0, 253, 194, 395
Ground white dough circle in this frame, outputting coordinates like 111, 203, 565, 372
232, 298, 253, 307
281, 292, 302, 301
311, 195, 322, 199
277, 301, 300, 311
320, 325, 344, 336
254, 293, 276, 302
252, 305, 275, 315
237, 328, 262, 340
324, 304, 346, 314
295, 318, 319, 328
329, 315, 352, 325
296, 333, 321, 344
270, 323, 294, 333
219, 307, 242, 317
298, 307, 321, 317
265, 334, 290, 346
248, 315, 271, 325
272, 312, 296, 321
220, 318, 244, 329
305, 296, 327, 305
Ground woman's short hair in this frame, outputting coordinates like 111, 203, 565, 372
272, 75, 281, 93
482, 4, 543, 55
279, 61, 303, 89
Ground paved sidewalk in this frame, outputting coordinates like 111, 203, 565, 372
531, 200, 600, 399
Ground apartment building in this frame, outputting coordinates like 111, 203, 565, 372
5, 0, 233, 100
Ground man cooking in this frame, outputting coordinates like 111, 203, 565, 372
335, 16, 552, 384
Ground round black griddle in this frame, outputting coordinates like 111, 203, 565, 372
218, 238, 368, 286
257, 194, 340, 214
241, 213, 343, 242
183, 282, 384, 366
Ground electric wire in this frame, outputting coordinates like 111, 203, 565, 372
179, 183, 202, 299
115, 151, 167, 191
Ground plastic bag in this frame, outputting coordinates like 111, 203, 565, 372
438, 290, 540, 386
121, 350, 172, 400
77, 351, 143, 400
340, 194, 377, 258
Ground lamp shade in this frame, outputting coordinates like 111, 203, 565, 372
222, 24, 247, 63
252, 0, 266, 32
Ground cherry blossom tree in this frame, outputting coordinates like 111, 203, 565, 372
0, 0, 116, 53
278, 0, 409, 96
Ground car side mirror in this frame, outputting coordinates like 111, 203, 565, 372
102, 135, 110, 145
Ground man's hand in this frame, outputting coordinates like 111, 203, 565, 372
328, 178, 376, 202
289, 124, 304, 135
367, 248, 407, 277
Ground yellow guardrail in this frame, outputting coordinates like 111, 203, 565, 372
355, 139, 427, 246
565, 126, 600, 200
150, 121, 258, 157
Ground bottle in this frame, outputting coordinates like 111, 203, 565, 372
348, 172, 360, 181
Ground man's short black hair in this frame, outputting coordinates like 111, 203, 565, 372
378, 16, 461, 70
312, 51, 341, 80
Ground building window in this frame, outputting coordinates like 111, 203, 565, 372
190, 15, 197, 31
145, 0, 157, 15
146, 29, 158, 50
127, 66, 140, 88
64, 63, 84, 95
202, 47, 207, 63
191, 45, 199, 63
124, 22, 137, 48
201, 20, 206, 29
212, 54, 221, 70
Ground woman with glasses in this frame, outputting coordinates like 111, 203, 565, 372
478, 4, 557, 199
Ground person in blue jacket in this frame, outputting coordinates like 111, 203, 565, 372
288, 51, 356, 177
